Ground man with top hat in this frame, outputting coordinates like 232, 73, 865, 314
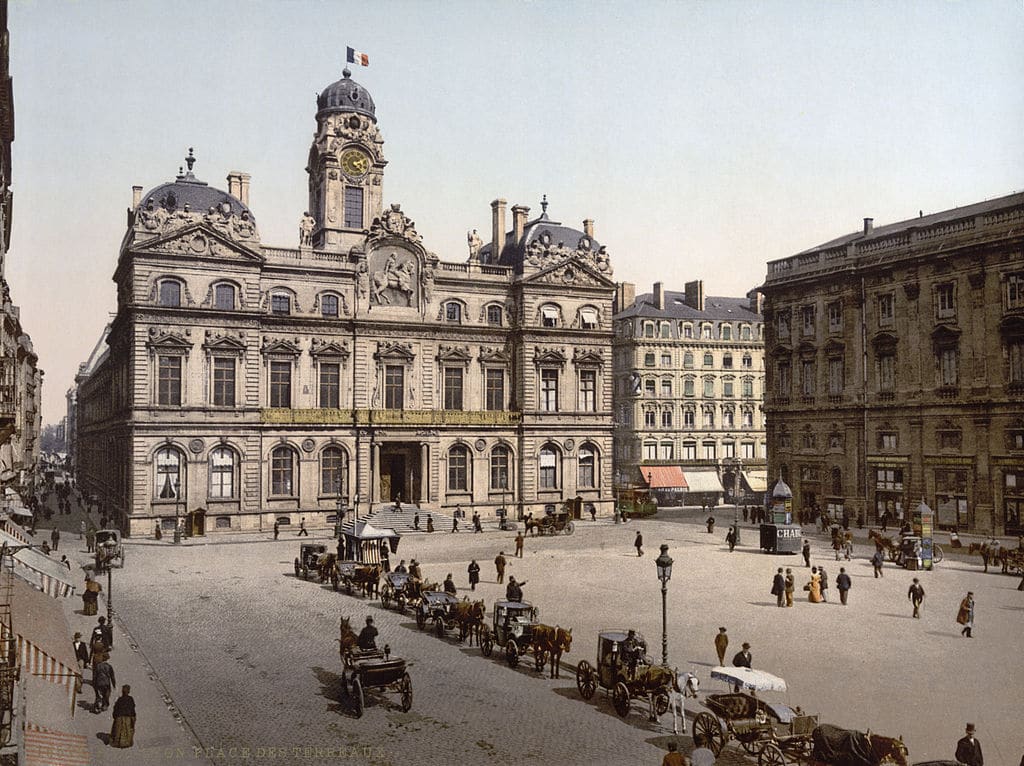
955, 722, 983, 766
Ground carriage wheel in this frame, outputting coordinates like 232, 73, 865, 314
416, 611, 426, 630
381, 589, 391, 609
534, 649, 546, 672
576, 661, 597, 699
932, 545, 944, 563
654, 691, 670, 717
693, 712, 725, 755
435, 618, 445, 639
758, 742, 785, 766
565, 521, 575, 535
506, 639, 520, 667
481, 635, 494, 657
741, 737, 765, 755
351, 677, 364, 718
612, 682, 631, 717
399, 672, 413, 713
396, 595, 406, 614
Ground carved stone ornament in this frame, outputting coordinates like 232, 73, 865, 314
474, 439, 486, 452
563, 438, 575, 452
136, 197, 259, 244
188, 439, 205, 455
368, 250, 418, 308
301, 438, 316, 453
368, 204, 422, 246
523, 230, 612, 275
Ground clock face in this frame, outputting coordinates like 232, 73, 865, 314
340, 149, 370, 178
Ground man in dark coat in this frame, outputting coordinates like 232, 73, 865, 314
93, 616, 114, 650
494, 551, 507, 584
467, 560, 480, 590
802, 539, 811, 567
771, 568, 786, 607
356, 617, 378, 650
836, 567, 852, 605
714, 627, 729, 665
731, 642, 752, 692
51, 527, 60, 551
505, 576, 525, 603
92, 658, 115, 712
634, 531, 643, 557
955, 723, 983, 766
908, 578, 925, 618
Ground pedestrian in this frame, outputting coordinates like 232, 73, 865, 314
154, 521, 162, 541
379, 540, 390, 572
880, 510, 888, 532
443, 573, 457, 595
273, 521, 279, 540
589, 504, 596, 522
771, 568, 785, 607
494, 551, 507, 584
93, 615, 114, 649
86, 526, 95, 553
60, 554, 71, 570
109, 685, 136, 748
801, 539, 811, 567
690, 734, 717, 766
731, 642, 752, 692
92, 657, 115, 713
82, 576, 101, 616
451, 515, 459, 533
907, 577, 925, 619
514, 532, 524, 558
956, 591, 975, 637
79, 520, 85, 540
743, 505, 749, 523
472, 512, 482, 533
298, 518, 309, 537
807, 567, 823, 603
408, 559, 422, 581
413, 513, 420, 531
467, 559, 480, 590
726, 524, 737, 552
506, 575, 525, 602
871, 548, 884, 578
819, 566, 829, 603
51, 527, 60, 551
955, 723, 984, 766
836, 567, 851, 605
455, 504, 462, 520
634, 530, 644, 557
714, 627, 729, 665
661, 740, 686, 766
72, 632, 89, 693
426, 515, 434, 533
784, 568, 795, 607
706, 516, 715, 534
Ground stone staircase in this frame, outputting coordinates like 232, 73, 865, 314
359, 503, 460, 535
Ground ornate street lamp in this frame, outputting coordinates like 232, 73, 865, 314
335, 494, 348, 539
654, 543, 673, 667
354, 493, 361, 526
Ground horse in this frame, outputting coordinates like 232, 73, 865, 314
669, 671, 700, 734
811, 723, 908, 766
868, 529, 896, 557
337, 616, 358, 658
351, 564, 382, 598
451, 599, 486, 646
530, 624, 572, 678
524, 516, 543, 536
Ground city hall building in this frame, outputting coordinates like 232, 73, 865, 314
75, 68, 616, 536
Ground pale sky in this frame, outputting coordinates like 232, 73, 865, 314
7, 1, 1024, 424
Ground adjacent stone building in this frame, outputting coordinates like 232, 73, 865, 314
761, 192, 1024, 535
612, 281, 766, 507
75, 68, 616, 536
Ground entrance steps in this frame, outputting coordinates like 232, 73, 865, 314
360, 503, 462, 535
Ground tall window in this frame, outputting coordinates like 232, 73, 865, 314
579, 370, 596, 411
701, 324, 712, 339
271, 293, 291, 315
269, 361, 292, 407
683, 409, 695, 428
644, 409, 656, 428
683, 442, 697, 460
1008, 273, 1024, 310
660, 354, 671, 367
540, 369, 558, 412
683, 352, 694, 369
344, 186, 363, 228
490, 446, 510, 490
800, 360, 815, 396
777, 313, 790, 339
878, 294, 894, 326
741, 325, 751, 340
702, 406, 715, 428
448, 445, 469, 491
683, 324, 693, 339
703, 442, 717, 460
270, 446, 296, 496
659, 442, 674, 460
644, 353, 656, 367
741, 409, 753, 428
828, 302, 842, 331
445, 302, 462, 322
214, 283, 236, 310
936, 283, 956, 318
721, 325, 732, 340
660, 323, 671, 338
828, 357, 844, 395
159, 280, 181, 307
777, 362, 791, 393
703, 378, 714, 398
319, 362, 341, 408
742, 442, 756, 459
443, 367, 464, 410
321, 446, 347, 496
485, 369, 505, 411
661, 410, 672, 428
539, 446, 558, 489
801, 305, 815, 335
578, 445, 596, 488
722, 354, 733, 369
1010, 340, 1024, 386
155, 447, 182, 499
486, 305, 503, 326
321, 294, 339, 317
212, 358, 235, 406
722, 441, 735, 459
742, 378, 753, 398
643, 442, 657, 460
939, 347, 957, 386
878, 353, 895, 392
703, 353, 713, 367
723, 380, 734, 398
683, 379, 694, 397
660, 379, 672, 397
723, 409, 735, 428
158, 355, 182, 405
742, 354, 752, 369
385, 365, 404, 409
209, 447, 236, 499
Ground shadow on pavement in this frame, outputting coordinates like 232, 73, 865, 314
311, 665, 352, 717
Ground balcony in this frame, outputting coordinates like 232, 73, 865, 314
261, 408, 522, 427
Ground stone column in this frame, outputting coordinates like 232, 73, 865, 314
420, 443, 429, 505
372, 443, 381, 504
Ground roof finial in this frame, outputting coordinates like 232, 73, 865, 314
185, 147, 196, 173
541, 194, 548, 215
342, 67, 352, 79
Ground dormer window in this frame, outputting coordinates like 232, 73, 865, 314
721, 324, 732, 340
159, 280, 182, 307
682, 323, 693, 339
701, 324, 712, 339
271, 293, 291, 315
445, 302, 462, 322
214, 283, 236, 310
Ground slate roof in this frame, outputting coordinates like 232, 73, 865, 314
615, 290, 761, 321
478, 210, 601, 269
317, 68, 376, 120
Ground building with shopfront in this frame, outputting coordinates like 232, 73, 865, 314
612, 281, 766, 507
761, 191, 1024, 535
74, 68, 616, 537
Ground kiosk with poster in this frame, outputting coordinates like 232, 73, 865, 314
912, 499, 935, 571
760, 477, 802, 554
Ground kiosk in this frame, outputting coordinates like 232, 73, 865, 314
760, 477, 802, 554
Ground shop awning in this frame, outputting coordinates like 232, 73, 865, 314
642, 466, 688, 490
24, 722, 90, 766
0, 528, 77, 598
7, 577, 80, 705
742, 470, 768, 494
682, 469, 725, 494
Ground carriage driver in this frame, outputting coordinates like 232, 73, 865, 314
357, 617, 379, 651
623, 629, 647, 679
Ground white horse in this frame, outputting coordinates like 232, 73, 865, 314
670, 671, 700, 735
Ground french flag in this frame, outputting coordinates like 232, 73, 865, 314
346, 47, 369, 67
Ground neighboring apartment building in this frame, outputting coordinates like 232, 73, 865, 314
612, 280, 766, 507
761, 191, 1024, 535
75, 68, 616, 536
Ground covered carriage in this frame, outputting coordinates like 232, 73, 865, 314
480, 600, 541, 668
415, 590, 460, 634
575, 629, 674, 719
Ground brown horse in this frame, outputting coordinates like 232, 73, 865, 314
868, 529, 897, 556
351, 564, 382, 597
451, 599, 486, 646
811, 723, 908, 766
531, 624, 572, 678
337, 616, 358, 658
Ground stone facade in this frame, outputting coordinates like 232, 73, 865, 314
761, 193, 1024, 535
75, 70, 615, 537
612, 281, 766, 506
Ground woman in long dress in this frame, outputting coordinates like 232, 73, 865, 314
808, 567, 823, 603
109, 685, 136, 748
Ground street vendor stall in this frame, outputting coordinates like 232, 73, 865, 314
341, 520, 400, 565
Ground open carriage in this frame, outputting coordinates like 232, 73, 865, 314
415, 590, 460, 634
379, 571, 414, 611
694, 691, 817, 763
294, 544, 328, 580
480, 600, 541, 668
526, 510, 575, 536
337, 619, 412, 718
575, 630, 674, 719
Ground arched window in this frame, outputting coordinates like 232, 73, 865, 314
445, 302, 462, 322
321, 446, 348, 496
321, 293, 340, 317
214, 283, 236, 310
539, 444, 560, 489
270, 292, 291, 315
578, 444, 597, 488
209, 446, 237, 499
154, 447, 184, 499
270, 446, 297, 496
490, 446, 510, 491
448, 445, 469, 491
159, 280, 182, 307
721, 324, 732, 340
486, 304, 503, 326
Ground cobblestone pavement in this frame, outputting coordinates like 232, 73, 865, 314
109, 513, 1023, 766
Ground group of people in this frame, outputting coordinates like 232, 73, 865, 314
73, 615, 136, 748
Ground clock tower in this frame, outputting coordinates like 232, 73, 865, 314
307, 68, 386, 251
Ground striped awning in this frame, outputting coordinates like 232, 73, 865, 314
7, 578, 80, 705
24, 723, 90, 766
642, 466, 688, 490
0, 527, 76, 598
682, 469, 725, 494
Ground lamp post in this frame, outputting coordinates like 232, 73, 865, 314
173, 495, 181, 545
354, 493, 361, 526
335, 494, 347, 539
655, 543, 673, 667
106, 558, 114, 647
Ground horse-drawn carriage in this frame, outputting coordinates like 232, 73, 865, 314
415, 590, 460, 634
575, 630, 674, 719
335, 560, 382, 597
94, 529, 125, 570
480, 600, 542, 668
379, 572, 416, 611
869, 530, 943, 565
295, 544, 328, 580
526, 510, 575, 536
336, 618, 412, 718
693, 691, 816, 762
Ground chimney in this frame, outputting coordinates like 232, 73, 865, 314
615, 282, 636, 314
491, 199, 507, 262
227, 172, 251, 206
653, 282, 665, 311
132, 186, 143, 208
238, 173, 251, 207
748, 289, 764, 315
863, 217, 874, 236
684, 280, 705, 311
583, 219, 594, 238
512, 204, 530, 246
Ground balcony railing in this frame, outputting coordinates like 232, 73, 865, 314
261, 408, 522, 427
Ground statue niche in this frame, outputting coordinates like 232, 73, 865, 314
368, 248, 419, 308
